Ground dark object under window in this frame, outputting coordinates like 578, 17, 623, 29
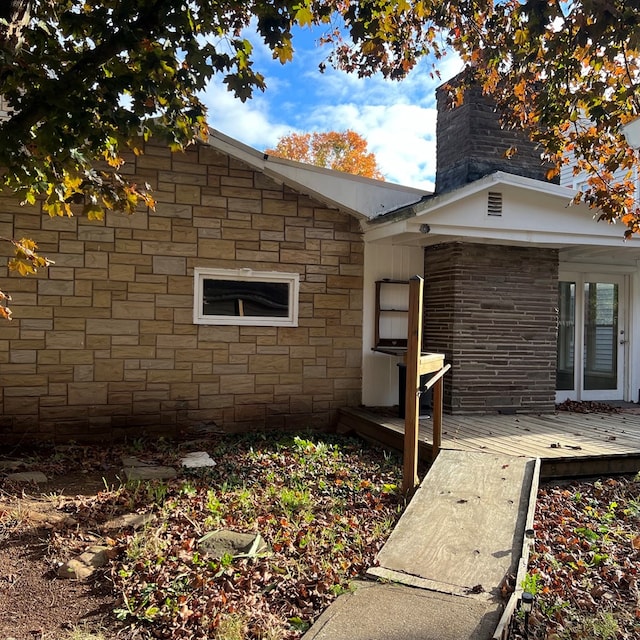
202, 279, 289, 318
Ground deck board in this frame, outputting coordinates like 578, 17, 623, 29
338, 407, 640, 477
445, 414, 635, 454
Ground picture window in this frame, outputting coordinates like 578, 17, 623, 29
193, 268, 299, 326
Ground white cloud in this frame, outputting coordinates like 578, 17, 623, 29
300, 101, 437, 189
200, 80, 293, 148
199, 36, 465, 190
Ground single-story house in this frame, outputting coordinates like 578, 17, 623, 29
362, 83, 640, 414
0, 112, 426, 443
1, 82, 639, 443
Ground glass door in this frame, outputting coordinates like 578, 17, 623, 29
556, 274, 626, 401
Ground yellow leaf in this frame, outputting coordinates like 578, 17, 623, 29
8, 259, 36, 276
43, 200, 73, 217
18, 238, 37, 251
515, 29, 528, 46
84, 203, 105, 221
294, 5, 313, 27
275, 42, 293, 64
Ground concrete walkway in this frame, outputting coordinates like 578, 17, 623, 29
304, 450, 538, 640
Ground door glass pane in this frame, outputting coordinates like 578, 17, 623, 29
583, 282, 618, 390
557, 282, 575, 390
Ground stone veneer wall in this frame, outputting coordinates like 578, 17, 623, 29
0, 141, 364, 443
423, 242, 558, 413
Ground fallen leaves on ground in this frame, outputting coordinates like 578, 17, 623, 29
511, 475, 640, 640
555, 400, 622, 414
2, 433, 403, 640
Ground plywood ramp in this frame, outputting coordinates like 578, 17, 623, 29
370, 450, 536, 597
304, 450, 539, 640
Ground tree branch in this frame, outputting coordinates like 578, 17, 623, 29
3, 0, 176, 135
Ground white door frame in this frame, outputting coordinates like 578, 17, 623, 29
556, 271, 628, 402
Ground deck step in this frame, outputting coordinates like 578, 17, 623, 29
338, 406, 640, 478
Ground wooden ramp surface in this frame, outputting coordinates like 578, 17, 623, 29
369, 449, 537, 597
305, 450, 539, 640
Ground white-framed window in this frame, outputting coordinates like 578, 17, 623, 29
193, 267, 300, 326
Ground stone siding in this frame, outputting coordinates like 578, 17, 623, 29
424, 243, 558, 413
0, 141, 364, 443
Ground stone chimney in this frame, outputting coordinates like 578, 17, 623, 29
435, 72, 557, 194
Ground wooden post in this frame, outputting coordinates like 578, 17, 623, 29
432, 374, 443, 461
421, 364, 449, 464
402, 276, 423, 494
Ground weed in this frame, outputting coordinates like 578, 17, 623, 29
206, 489, 223, 516
215, 613, 247, 640
382, 483, 398, 494
539, 597, 570, 619
180, 480, 198, 497
278, 487, 311, 514
147, 481, 169, 506
590, 611, 620, 639
219, 552, 234, 568
255, 622, 285, 640
125, 525, 166, 562
329, 582, 354, 596
521, 571, 541, 596
565, 611, 621, 640
288, 616, 310, 633
63, 625, 108, 640
624, 497, 640, 518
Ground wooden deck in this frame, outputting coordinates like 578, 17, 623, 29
337, 407, 640, 478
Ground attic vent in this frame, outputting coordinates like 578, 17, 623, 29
487, 191, 503, 217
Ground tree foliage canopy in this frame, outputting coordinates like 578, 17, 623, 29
1, 0, 640, 318
458, 0, 640, 237
266, 130, 385, 179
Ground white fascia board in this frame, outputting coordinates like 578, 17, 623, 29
206, 129, 429, 219
413, 224, 637, 247
365, 170, 640, 248
413, 171, 577, 211
262, 161, 428, 219
206, 128, 268, 168
365, 218, 416, 243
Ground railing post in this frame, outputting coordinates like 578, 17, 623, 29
432, 374, 443, 462
402, 276, 423, 494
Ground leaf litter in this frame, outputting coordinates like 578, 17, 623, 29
0, 433, 404, 639
511, 474, 640, 640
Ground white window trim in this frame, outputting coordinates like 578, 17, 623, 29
193, 267, 299, 327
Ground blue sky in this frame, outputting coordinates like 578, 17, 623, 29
199, 27, 463, 191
